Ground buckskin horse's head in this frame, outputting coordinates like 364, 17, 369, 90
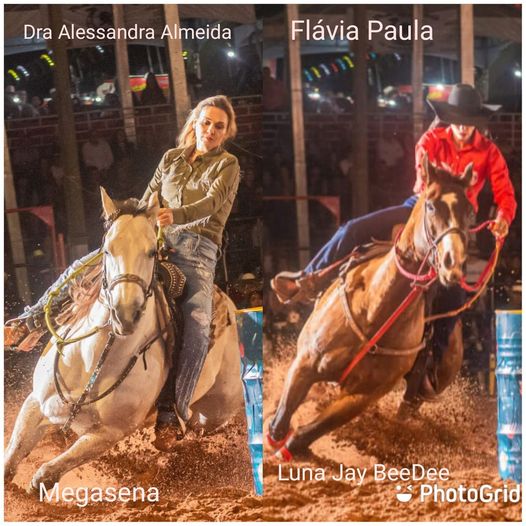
100, 188, 159, 335
419, 154, 475, 287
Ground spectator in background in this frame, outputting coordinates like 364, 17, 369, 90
5, 85, 20, 118
96, 73, 116, 102
47, 88, 58, 114
235, 163, 261, 216
100, 92, 120, 118
42, 148, 66, 234
81, 128, 114, 189
31, 95, 49, 116
17, 91, 39, 118
140, 72, 166, 106
262, 67, 286, 111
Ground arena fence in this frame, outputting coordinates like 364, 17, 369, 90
5, 95, 262, 152
263, 111, 522, 151
5, 205, 66, 305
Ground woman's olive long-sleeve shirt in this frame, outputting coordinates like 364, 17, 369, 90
142, 146, 240, 247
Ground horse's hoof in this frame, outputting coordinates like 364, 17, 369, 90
27, 479, 55, 497
275, 445, 294, 462
27, 481, 39, 497
396, 400, 421, 422
152, 422, 185, 452
4, 466, 15, 485
266, 428, 293, 451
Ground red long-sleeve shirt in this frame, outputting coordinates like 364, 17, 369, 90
414, 127, 517, 224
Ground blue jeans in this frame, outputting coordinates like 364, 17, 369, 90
27, 231, 217, 424
165, 231, 218, 421
305, 195, 418, 273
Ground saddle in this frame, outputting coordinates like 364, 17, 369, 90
272, 239, 394, 305
157, 260, 186, 301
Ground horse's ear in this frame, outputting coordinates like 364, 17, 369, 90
100, 187, 116, 219
421, 152, 436, 186
460, 162, 474, 187
146, 192, 160, 221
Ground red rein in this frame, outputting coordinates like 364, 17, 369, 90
339, 221, 501, 386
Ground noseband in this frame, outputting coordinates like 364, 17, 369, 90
102, 265, 156, 304
101, 212, 158, 322
395, 198, 468, 283
422, 201, 468, 271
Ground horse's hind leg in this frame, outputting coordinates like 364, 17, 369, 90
5, 394, 51, 483
268, 354, 318, 444
30, 427, 125, 493
283, 392, 380, 457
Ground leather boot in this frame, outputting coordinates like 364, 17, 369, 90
271, 269, 336, 305
4, 310, 46, 351
152, 408, 186, 452
4, 322, 30, 348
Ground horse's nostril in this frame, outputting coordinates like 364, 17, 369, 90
443, 253, 453, 270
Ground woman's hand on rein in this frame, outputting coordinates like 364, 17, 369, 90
157, 208, 174, 227
490, 214, 509, 239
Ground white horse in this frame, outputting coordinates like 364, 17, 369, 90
5, 189, 243, 492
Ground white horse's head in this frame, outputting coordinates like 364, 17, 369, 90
100, 188, 159, 335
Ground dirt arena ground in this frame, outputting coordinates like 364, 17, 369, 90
260, 341, 522, 522
4, 350, 257, 522
4, 341, 522, 522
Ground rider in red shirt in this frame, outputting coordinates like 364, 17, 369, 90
414, 125, 516, 226
272, 84, 516, 303
271, 84, 517, 404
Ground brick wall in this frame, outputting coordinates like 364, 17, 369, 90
231, 95, 262, 154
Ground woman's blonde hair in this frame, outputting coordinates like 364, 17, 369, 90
177, 95, 237, 149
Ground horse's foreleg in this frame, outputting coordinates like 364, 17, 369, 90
5, 394, 51, 483
269, 354, 318, 444
30, 428, 125, 492
282, 392, 380, 457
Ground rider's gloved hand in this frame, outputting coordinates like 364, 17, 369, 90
490, 211, 509, 239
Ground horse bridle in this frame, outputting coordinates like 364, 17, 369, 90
421, 198, 469, 273
101, 214, 158, 321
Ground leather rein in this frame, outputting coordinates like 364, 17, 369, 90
53, 210, 165, 433
339, 200, 502, 386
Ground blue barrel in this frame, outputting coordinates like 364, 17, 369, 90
495, 310, 522, 483
236, 308, 263, 495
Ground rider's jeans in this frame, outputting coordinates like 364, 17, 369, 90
24, 230, 218, 424
304, 196, 417, 274
165, 231, 218, 422
25, 250, 100, 319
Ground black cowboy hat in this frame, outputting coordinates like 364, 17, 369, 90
427, 84, 501, 127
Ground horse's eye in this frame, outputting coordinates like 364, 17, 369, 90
148, 249, 157, 258
426, 202, 436, 213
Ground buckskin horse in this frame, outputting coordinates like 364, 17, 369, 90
267, 156, 481, 459
5, 189, 242, 491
